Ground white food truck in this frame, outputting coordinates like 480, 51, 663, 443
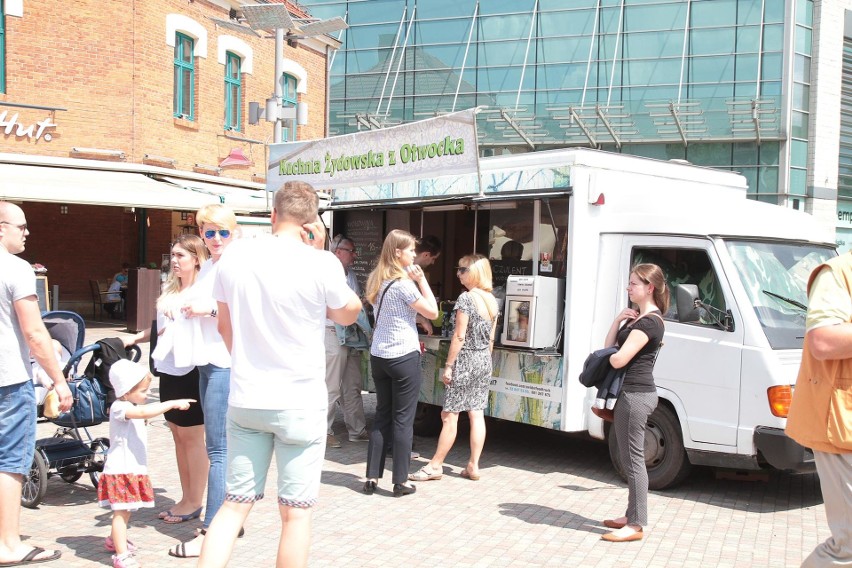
268, 113, 835, 489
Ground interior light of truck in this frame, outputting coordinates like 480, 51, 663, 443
767, 385, 793, 417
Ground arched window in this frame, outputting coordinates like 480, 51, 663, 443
281, 73, 298, 141
224, 52, 242, 131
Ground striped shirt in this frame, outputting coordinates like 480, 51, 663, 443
370, 279, 422, 359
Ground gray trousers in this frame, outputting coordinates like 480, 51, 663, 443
802, 451, 852, 567
324, 328, 367, 438
614, 390, 658, 527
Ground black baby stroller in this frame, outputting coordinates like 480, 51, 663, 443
22, 311, 140, 509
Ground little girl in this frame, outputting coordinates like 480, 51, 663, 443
98, 359, 195, 568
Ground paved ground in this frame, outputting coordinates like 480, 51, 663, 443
20, 320, 829, 567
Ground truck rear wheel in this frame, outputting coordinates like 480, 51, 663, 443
607, 403, 691, 490
413, 402, 442, 437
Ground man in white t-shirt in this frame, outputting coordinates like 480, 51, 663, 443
199, 183, 361, 568
0, 202, 72, 566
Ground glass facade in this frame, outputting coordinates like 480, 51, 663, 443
301, 0, 813, 204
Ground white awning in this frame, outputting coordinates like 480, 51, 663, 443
156, 176, 270, 213
0, 163, 223, 211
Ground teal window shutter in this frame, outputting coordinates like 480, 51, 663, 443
224, 52, 242, 131
174, 33, 195, 120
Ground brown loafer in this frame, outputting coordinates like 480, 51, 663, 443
601, 527, 643, 542
603, 518, 627, 529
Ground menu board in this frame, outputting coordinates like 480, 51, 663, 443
342, 211, 384, 293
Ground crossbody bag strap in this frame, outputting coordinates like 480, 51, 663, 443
627, 311, 665, 362
374, 279, 399, 325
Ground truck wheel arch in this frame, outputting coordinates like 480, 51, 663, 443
607, 398, 692, 490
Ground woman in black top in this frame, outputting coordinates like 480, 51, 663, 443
601, 263, 667, 543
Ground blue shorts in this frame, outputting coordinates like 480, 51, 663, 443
0, 381, 36, 476
225, 406, 326, 508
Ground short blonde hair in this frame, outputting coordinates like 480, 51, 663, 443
459, 254, 493, 292
274, 181, 318, 225
196, 204, 237, 230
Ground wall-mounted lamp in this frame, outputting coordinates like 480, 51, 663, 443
143, 154, 177, 168
249, 101, 308, 127
70, 147, 126, 160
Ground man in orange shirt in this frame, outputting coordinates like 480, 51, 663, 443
787, 254, 852, 567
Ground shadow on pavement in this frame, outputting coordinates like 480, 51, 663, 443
498, 502, 607, 534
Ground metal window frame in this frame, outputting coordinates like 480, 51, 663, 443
281, 73, 298, 142
174, 32, 195, 120
224, 51, 242, 132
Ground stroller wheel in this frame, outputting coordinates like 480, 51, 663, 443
21, 450, 48, 509
89, 438, 110, 489
60, 469, 83, 483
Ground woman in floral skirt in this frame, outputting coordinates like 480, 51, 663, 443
410, 254, 499, 483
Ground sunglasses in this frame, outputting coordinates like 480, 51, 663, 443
0, 221, 27, 231
456, 266, 470, 274
203, 229, 231, 239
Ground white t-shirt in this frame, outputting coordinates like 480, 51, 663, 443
103, 400, 148, 475
184, 259, 230, 368
213, 235, 353, 410
0, 253, 36, 387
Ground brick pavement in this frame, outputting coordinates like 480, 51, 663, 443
19, 320, 829, 567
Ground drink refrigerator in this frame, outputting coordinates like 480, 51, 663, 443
501, 275, 564, 349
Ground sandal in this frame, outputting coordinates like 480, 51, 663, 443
162, 507, 202, 524
408, 465, 443, 482
105, 536, 138, 553
460, 468, 481, 481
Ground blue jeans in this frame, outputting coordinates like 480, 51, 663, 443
0, 381, 36, 476
198, 364, 230, 528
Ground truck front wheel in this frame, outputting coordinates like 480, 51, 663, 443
413, 402, 442, 437
607, 403, 691, 490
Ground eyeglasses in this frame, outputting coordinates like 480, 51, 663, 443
337, 247, 356, 254
456, 266, 470, 274
0, 221, 27, 231
203, 229, 231, 239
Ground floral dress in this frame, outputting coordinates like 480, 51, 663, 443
444, 291, 495, 412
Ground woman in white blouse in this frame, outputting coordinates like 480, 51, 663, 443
363, 230, 438, 497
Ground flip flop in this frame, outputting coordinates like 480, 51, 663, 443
460, 468, 481, 481
162, 507, 202, 524
0, 547, 61, 566
157, 509, 173, 519
168, 542, 199, 559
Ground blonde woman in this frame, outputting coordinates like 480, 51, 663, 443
410, 254, 498, 483
126, 234, 210, 525
363, 230, 438, 497
170, 205, 238, 558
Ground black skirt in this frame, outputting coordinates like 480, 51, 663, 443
157, 367, 204, 427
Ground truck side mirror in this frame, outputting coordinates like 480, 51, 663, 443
675, 284, 701, 323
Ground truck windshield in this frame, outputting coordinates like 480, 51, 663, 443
725, 240, 836, 349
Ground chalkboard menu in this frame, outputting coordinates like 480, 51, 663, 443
36, 275, 50, 312
341, 210, 384, 293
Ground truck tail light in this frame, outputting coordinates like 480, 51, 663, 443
768, 385, 793, 418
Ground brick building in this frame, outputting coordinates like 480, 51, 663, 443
0, 0, 337, 315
